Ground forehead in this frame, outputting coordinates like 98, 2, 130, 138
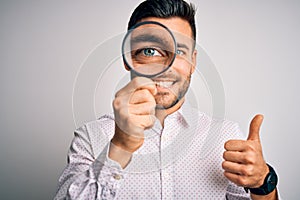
139, 17, 193, 40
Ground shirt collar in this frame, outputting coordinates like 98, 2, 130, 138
167, 101, 196, 127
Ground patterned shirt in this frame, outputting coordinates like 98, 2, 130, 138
55, 102, 253, 199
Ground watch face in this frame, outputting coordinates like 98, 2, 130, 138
266, 172, 278, 192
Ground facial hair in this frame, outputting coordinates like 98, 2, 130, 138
153, 69, 192, 110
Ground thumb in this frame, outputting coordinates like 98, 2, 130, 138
247, 114, 264, 141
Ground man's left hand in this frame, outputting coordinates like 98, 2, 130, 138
222, 114, 269, 188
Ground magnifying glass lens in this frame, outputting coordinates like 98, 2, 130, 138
122, 22, 176, 77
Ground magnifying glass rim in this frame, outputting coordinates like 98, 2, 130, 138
121, 20, 177, 78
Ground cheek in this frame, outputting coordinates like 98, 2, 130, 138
173, 59, 193, 77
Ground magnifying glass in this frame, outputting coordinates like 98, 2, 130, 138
122, 21, 177, 77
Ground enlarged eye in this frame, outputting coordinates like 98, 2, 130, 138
142, 48, 162, 57
132, 47, 169, 65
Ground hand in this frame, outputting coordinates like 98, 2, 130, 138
222, 114, 269, 188
112, 77, 157, 152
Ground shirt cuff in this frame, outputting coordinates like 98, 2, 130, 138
93, 143, 127, 199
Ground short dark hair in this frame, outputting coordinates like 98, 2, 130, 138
128, 0, 196, 40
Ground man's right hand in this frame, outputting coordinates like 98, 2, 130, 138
111, 77, 157, 153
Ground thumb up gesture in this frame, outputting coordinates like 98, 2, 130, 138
222, 115, 269, 188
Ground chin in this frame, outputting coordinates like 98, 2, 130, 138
155, 98, 180, 110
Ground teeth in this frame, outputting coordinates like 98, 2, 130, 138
155, 81, 173, 88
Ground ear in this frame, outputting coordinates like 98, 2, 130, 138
191, 49, 197, 74
124, 62, 130, 71
124, 63, 136, 80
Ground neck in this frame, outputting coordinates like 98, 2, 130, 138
155, 98, 185, 127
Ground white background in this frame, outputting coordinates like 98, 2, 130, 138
0, 1, 299, 199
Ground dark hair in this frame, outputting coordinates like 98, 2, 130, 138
128, 0, 196, 40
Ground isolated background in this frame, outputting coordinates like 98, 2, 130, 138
0, 0, 299, 199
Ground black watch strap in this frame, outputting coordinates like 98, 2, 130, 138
244, 164, 278, 195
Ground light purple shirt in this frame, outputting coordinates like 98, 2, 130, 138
55, 103, 253, 199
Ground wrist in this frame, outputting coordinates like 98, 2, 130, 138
250, 189, 278, 200
244, 164, 278, 196
257, 163, 270, 187
113, 123, 144, 152
108, 142, 132, 168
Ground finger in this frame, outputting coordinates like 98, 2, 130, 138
247, 114, 264, 141
129, 102, 156, 115
222, 160, 255, 177
223, 151, 245, 163
224, 140, 248, 151
222, 161, 244, 175
116, 77, 157, 97
130, 114, 156, 129
223, 171, 248, 187
129, 89, 156, 104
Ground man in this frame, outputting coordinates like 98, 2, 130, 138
55, 0, 279, 199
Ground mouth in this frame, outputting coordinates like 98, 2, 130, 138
153, 80, 176, 89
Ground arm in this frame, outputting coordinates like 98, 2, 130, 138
54, 124, 124, 200
109, 77, 157, 167
55, 77, 156, 199
223, 115, 279, 200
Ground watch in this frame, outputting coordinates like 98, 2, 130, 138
244, 164, 278, 195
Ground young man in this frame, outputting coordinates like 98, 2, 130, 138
55, 0, 279, 199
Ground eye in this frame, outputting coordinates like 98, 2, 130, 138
142, 48, 162, 57
176, 49, 185, 55
132, 47, 169, 64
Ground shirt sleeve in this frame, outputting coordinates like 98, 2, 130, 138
54, 124, 125, 200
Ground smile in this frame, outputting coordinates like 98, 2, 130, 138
154, 81, 175, 89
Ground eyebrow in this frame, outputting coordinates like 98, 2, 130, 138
177, 43, 191, 51
130, 34, 192, 52
131, 34, 168, 46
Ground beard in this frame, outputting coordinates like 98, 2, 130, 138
153, 70, 192, 110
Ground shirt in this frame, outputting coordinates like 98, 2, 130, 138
54, 102, 253, 200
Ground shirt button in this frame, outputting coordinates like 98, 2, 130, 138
162, 136, 167, 142
164, 172, 170, 179
113, 174, 122, 180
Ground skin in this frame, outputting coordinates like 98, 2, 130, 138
223, 114, 278, 199
109, 17, 277, 199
